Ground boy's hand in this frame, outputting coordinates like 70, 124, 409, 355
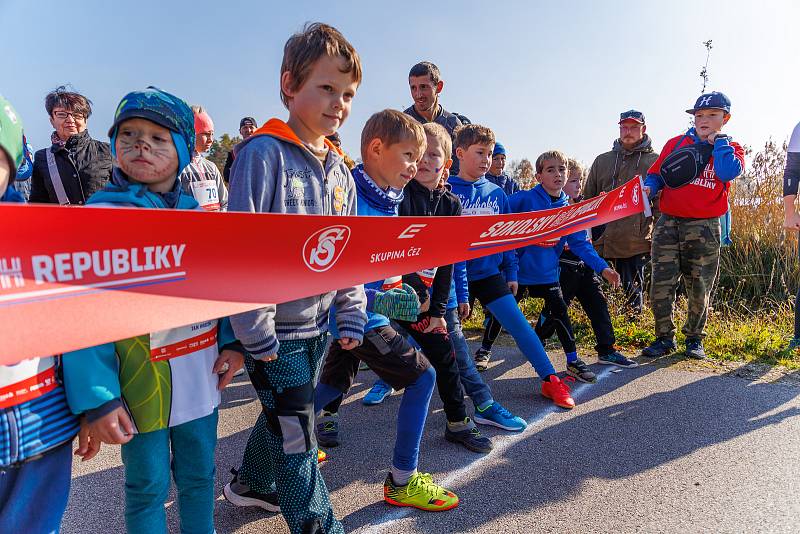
784, 212, 800, 231
706, 131, 724, 143
338, 337, 361, 350
89, 406, 134, 445
643, 186, 651, 197
419, 297, 431, 314
423, 316, 448, 333
507, 281, 519, 296
75, 416, 102, 461
602, 268, 621, 288
458, 302, 471, 321
214, 349, 245, 390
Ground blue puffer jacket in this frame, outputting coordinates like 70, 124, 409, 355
0, 187, 80, 466
509, 184, 609, 285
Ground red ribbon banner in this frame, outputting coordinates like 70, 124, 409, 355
0, 178, 648, 364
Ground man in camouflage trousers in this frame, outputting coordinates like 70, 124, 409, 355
641, 92, 744, 360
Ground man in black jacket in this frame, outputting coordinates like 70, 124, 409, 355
30, 87, 111, 205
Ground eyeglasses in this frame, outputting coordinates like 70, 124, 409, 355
53, 111, 86, 121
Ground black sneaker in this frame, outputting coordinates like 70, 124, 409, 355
445, 418, 493, 453
316, 411, 339, 448
641, 337, 676, 358
684, 338, 706, 360
566, 357, 597, 383
223, 468, 280, 512
474, 348, 492, 372
598, 350, 639, 368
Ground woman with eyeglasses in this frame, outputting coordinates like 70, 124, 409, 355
30, 86, 112, 205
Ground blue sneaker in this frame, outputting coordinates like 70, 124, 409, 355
363, 380, 394, 406
474, 402, 527, 432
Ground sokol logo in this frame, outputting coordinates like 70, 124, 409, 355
303, 226, 351, 272
632, 184, 640, 206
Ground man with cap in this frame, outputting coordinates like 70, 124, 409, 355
223, 116, 258, 183
582, 110, 659, 317
179, 105, 228, 211
641, 92, 744, 360
485, 142, 519, 196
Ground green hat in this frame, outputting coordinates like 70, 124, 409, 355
0, 95, 24, 181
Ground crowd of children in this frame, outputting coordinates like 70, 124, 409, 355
0, 20, 749, 534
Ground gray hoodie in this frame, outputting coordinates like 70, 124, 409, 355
227, 119, 366, 358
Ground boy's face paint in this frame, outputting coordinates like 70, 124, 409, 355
693, 109, 729, 139
370, 138, 422, 190
416, 134, 448, 190
115, 118, 179, 193
536, 158, 567, 196
284, 55, 358, 147
0, 149, 10, 197
489, 153, 506, 176
563, 170, 582, 200
456, 143, 493, 181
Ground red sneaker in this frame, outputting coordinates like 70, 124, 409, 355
541, 375, 576, 409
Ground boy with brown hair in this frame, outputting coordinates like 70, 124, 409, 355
223, 23, 367, 534
314, 109, 460, 512
449, 125, 578, 408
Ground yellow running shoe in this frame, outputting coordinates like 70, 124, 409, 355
383, 472, 459, 511
317, 449, 327, 463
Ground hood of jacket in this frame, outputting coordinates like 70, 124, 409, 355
88, 167, 198, 209
612, 134, 655, 156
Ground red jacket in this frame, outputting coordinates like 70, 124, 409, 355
646, 132, 744, 218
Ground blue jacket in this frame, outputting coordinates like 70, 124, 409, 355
0, 188, 80, 466
485, 173, 520, 197
449, 175, 518, 283
509, 185, 609, 285
330, 165, 404, 336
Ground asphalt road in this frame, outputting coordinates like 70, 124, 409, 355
64, 343, 800, 533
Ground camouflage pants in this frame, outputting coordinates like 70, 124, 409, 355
650, 215, 721, 340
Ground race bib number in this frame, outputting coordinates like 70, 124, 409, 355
462, 206, 494, 216
0, 357, 58, 408
190, 180, 221, 212
150, 321, 218, 362
381, 276, 402, 290
417, 267, 437, 287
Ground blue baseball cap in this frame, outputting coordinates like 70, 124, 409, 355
686, 91, 731, 115
619, 110, 645, 124
493, 142, 506, 157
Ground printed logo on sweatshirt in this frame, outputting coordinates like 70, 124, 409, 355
303, 226, 350, 272
459, 197, 500, 216
284, 168, 317, 208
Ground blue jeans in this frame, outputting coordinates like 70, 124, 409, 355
121, 409, 218, 534
0, 441, 72, 534
445, 307, 493, 408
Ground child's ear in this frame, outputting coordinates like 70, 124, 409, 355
455, 146, 464, 160
722, 113, 731, 125
367, 137, 383, 159
280, 71, 296, 99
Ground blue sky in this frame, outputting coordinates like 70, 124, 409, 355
2, 0, 797, 166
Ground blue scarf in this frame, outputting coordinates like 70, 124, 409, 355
351, 163, 404, 214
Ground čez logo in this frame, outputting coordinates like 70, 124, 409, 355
303, 226, 351, 272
